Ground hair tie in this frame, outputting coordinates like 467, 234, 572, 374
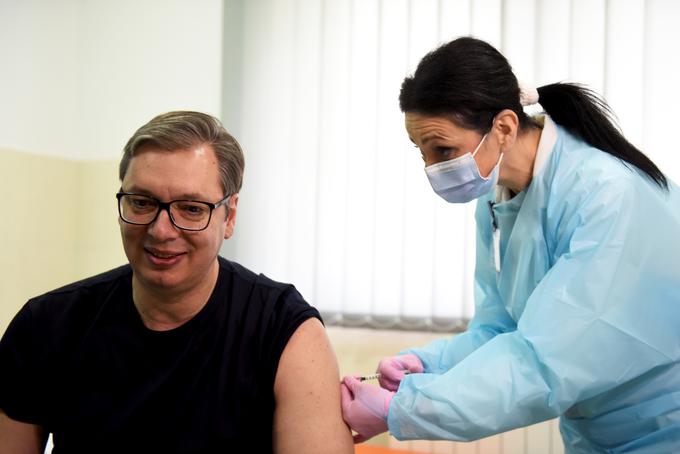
519, 82, 539, 106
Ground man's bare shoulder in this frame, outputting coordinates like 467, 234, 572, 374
0, 410, 46, 454
273, 318, 354, 454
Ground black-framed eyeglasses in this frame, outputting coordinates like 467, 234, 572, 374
116, 191, 231, 231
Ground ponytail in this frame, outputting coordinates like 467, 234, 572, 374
537, 83, 668, 190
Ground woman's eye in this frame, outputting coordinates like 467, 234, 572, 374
436, 146, 453, 154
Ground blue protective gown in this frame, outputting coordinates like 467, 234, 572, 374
388, 119, 680, 453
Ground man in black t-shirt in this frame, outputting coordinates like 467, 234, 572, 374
0, 111, 354, 453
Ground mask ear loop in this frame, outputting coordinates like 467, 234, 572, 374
490, 114, 505, 171
472, 116, 504, 177
473, 113, 500, 158
472, 133, 505, 181
471, 133, 488, 157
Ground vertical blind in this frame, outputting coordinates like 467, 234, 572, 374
221, 0, 680, 331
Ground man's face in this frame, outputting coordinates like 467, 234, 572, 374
119, 144, 237, 295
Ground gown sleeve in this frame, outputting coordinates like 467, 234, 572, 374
402, 196, 516, 375
388, 169, 680, 441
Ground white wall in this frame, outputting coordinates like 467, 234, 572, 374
0, 0, 224, 159
0, 0, 80, 157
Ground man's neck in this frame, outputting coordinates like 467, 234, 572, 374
132, 261, 219, 331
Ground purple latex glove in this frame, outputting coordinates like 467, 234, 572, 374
340, 376, 394, 443
377, 353, 424, 391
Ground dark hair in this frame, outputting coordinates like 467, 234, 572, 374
120, 111, 245, 196
399, 36, 668, 190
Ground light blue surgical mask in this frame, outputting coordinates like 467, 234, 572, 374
424, 133, 503, 203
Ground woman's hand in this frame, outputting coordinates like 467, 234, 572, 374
377, 354, 424, 391
340, 376, 394, 443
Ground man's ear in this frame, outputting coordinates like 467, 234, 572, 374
493, 109, 519, 150
224, 193, 239, 239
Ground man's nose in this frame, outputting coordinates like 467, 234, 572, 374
147, 207, 180, 238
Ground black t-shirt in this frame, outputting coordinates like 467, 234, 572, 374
0, 257, 321, 453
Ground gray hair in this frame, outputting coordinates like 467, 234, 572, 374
119, 111, 245, 196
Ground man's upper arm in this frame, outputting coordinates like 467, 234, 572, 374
272, 318, 353, 454
0, 410, 46, 454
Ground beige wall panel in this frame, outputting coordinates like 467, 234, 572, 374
1, 150, 79, 332
74, 160, 127, 279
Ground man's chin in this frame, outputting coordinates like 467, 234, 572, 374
134, 268, 185, 292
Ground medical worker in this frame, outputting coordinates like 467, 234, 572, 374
340, 37, 680, 452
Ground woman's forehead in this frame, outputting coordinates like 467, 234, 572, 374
405, 113, 472, 143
